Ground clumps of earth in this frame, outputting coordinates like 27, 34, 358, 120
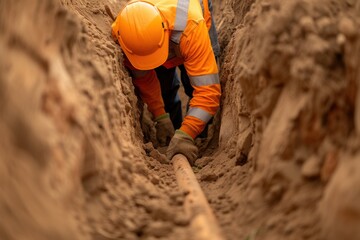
1, 0, 360, 240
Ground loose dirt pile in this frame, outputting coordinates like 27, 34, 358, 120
201, 0, 360, 239
1, 0, 360, 240
0, 0, 190, 239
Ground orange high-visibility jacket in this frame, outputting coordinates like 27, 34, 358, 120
128, 0, 221, 139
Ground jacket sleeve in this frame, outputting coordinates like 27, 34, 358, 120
130, 67, 166, 118
179, 20, 221, 139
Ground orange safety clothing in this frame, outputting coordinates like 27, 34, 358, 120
200, 0, 212, 30
118, 0, 221, 139
129, 69, 165, 117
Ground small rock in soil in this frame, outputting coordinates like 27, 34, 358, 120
200, 172, 218, 181
149, 149, 169, 164
301, 155, 321, 179
144, 221, 173, 238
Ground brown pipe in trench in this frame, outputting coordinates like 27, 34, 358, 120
172, 154, 224, 240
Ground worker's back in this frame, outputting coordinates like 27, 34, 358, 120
150, 0, 204, 33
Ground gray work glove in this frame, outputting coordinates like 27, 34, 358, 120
155, 113, 175, 147
166, 130, 198, 165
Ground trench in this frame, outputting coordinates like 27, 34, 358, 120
1, 0, 360, 240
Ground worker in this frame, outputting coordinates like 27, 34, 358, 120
111, 0, 221, 165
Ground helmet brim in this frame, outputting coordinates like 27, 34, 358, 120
119, 30, 169, 71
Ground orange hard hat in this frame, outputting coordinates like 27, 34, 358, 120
111, 1, 169, 70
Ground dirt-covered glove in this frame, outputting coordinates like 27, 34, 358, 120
155, 113, 175, 147
166, 130, 198, 165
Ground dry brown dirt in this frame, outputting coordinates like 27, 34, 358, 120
1, 0, 360, 240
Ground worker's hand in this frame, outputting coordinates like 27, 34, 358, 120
155, 113, 175, 147
166, 130, 198, 165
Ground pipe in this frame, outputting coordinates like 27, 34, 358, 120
172, 154, 224, 240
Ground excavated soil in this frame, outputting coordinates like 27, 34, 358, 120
1, 0, 360, 240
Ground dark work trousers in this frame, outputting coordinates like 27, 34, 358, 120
155, 65, 211, 138
154, 66, 183, 130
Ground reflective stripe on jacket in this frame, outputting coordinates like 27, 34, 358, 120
129, 0, 221, 139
